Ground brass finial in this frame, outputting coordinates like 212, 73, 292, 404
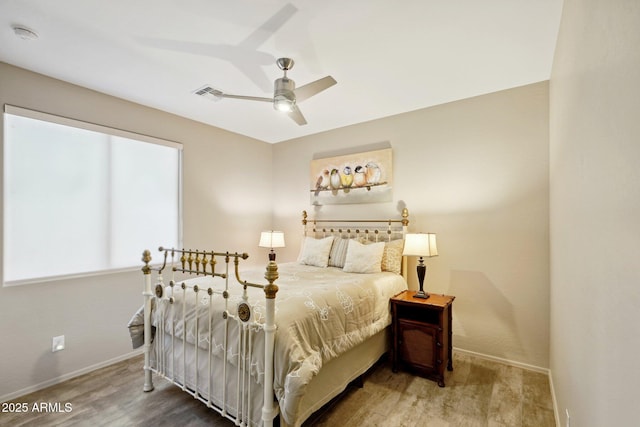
195, 252, 201, 274
201, 252, 208, 274
187, 251, 194, 270
210, 254, 216, 275
302, 210, 308, 225
263, 261, 279, 299
402, 208, 409, 226
142, 250, 152, 274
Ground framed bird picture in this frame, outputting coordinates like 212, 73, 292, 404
310, 147, 393, 205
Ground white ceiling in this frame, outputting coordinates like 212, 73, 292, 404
0, 0, 563, 143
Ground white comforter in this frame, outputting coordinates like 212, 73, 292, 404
150, 262, 407, 425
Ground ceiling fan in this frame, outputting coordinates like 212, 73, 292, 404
194, 58, 337, 126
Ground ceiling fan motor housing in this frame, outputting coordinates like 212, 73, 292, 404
273, 77, 296, 111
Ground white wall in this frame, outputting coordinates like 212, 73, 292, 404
0, 62, 273, 399
549, 0, 640, 425
273, 82, 550, 369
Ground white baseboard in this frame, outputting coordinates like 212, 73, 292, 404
0, 349, 143, 403
453, 347, 559, 427
453, 346, 549, 374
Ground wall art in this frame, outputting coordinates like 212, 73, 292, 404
310, 147, 392, 205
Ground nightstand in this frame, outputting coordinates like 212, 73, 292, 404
390, 290, 455, 387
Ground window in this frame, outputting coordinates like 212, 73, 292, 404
3, 105, 182, 285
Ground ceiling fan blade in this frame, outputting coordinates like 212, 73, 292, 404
219, 93, 272, 103
294, 76, 337, 103
287, 105, 307, 126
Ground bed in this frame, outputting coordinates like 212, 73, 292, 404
130, 209, 410, 427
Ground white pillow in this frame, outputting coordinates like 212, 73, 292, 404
343, 240, 385, 274
297, 236, 334, 267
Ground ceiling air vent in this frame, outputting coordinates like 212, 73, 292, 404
193, 85, 223, 102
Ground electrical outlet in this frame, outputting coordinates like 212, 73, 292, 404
52, 335, 65, 352
565, 409, 571, 427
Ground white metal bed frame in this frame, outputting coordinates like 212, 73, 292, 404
140, 208, 409, 427
142, 248, 280, 426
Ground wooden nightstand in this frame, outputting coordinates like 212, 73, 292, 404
390, 290, 455, 387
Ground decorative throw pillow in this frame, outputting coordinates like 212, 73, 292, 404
381, 239, 404, 274
328, 237, 350, 268
297, 236, 334, 268
343, 240, 385, 274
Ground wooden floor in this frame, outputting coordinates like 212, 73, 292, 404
2, 351, 556, 427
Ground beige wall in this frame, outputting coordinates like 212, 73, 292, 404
0, 62, 273, 399
549, 0, 640, 425
273, 82, 550, 369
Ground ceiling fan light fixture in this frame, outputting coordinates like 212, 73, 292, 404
274, 94, 295, 112
273, 77, 296, 112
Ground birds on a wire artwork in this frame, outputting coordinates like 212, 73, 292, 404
314, 162, 383, 195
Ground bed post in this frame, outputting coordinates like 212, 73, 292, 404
401, 208, 409, 278
302, 210, 308, 237
262, 259, 279, 427
141, 250, 155, 392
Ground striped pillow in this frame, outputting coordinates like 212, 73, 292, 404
328, 237, 350, 268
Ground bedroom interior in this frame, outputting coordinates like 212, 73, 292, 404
1, 1, 639, 427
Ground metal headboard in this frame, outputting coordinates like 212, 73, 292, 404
302, 208, 409, 278
302, 208, 409, 242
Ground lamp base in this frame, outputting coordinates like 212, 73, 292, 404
413, 290, 430, 299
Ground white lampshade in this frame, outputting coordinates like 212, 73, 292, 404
402, 233, 438, 257
259, 231, 286, 248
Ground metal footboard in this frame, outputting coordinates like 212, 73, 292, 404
141, 248, 279, 427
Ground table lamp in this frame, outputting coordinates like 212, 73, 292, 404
259, 231, 285, 261
402, 233, 438, 299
